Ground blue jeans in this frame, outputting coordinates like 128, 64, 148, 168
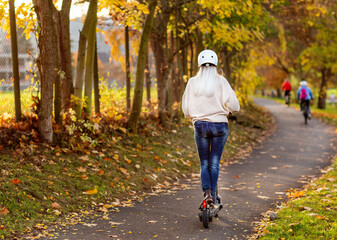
194, 121, 229, 196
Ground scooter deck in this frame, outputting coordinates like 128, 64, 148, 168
210, 203, 223, 216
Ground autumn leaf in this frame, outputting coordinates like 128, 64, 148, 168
144, 178, 150, 183
79, 174, 88, 180
287, 189, 305, 198
51, 202, 61, 209
0, 207, 10, 215
119, 167, 129, 176
54, 210, 61, 216
79, 155, 90, 162
154, 155, 159, 160
124, 156, 132, 164
97, 169, 104, 176
12, 178, 22, 184
147, 220, 157, 223
77, 166, 86, 172
86, 186, 98, 195
113, 154, 119, 162
257, 195, 270, 200
109, 221, 124, 226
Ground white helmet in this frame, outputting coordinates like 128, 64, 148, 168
198, 50, 218, 67
300, 81, 307, 86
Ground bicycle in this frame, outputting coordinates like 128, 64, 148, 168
198, 186, 223, 228
302, 100, 309, 125
284, 91, 291, 107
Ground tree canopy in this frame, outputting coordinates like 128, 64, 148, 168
1, 0, 336, 141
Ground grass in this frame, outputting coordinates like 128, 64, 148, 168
0, 85, 158, 116
0, 123, 198, 238
0, 100, 272, 239
0, 91, 37, 116
257, 159, 337, 239
253, 95, 337, 239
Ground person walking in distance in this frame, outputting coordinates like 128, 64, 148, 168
182, 50, 240, 204
281, 78, 292, 105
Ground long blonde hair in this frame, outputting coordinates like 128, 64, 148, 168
193, 66, 219, 97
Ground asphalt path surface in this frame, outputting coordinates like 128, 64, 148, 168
41, 98, 336, 240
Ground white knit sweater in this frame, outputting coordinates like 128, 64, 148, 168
182, 75, 240, 123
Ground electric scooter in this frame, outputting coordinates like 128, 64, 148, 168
198, 186, 223, 228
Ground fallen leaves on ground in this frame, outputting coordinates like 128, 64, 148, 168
12, 178, 21, 184
51, 202, 61, 209
287, 189, 305, 198
85, 186, 98, 195
0, 207, 9, 215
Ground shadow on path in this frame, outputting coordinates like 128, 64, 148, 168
40, 98, 336, 240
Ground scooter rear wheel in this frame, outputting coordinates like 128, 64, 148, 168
202, 209, 210, 228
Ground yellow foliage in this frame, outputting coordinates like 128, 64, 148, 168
0, 1, 35, 39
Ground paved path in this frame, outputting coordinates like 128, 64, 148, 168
41, 98, 336, 240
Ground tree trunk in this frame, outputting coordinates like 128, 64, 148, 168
125, 25, 131, 112
222, 48, 233, 85
150, 0, 171, 125
189, 41, 194, 77
317, 68, 330, 109
195, 29, 204, 72
93, 39, 100, 115
33, 0, 59, 143
182, 38, 188, 78
74, 32, 87, 116
151, 34, 168, 125
73, 0, 97, 117
9, 0, 21, 122
177, 38, 188, 123
175, 36, 183, 122
127, 0, 157, 133
145, 47, 151, 106
58, 0, 73, 110
168, 31, 175, 119
54, 56, 62, 125
83, 3, 97, 117
52, 6, 62, 125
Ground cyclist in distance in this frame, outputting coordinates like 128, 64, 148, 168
182, 50, 240, 205
297, 80, 314, 119
281, 78, 292, 105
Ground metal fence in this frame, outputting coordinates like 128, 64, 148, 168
0, 20, 144, 118
0, 28, 38, 117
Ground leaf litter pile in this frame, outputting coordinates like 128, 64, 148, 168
0, 101, 272, 239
